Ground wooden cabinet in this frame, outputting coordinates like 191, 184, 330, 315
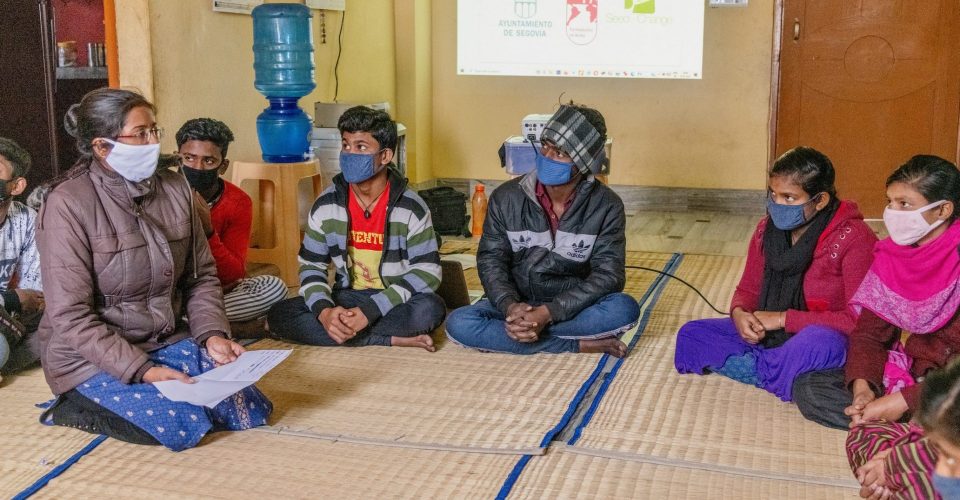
55, 70, 108, 171
0, 0, 60, 193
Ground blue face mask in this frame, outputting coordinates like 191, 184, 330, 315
933, 472, 960, 499
339, 150, 383, 184
766, 194, 821, 231
536, 155, 574, 186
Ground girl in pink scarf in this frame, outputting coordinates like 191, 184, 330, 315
847, 156, 960, 426
842, 156, 960, 500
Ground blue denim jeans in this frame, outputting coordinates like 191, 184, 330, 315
268, 290, 447, 346
0, 334, 8, 369
0, 310, 41, 375
445, 293, 640, 355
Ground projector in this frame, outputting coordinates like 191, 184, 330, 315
521, 114, 553, 142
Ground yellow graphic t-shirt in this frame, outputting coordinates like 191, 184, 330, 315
347, 185, 390, 289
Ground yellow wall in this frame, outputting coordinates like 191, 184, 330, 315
119, 2, 775, 190
394, 0, 433, 184
115, 0, 154, 100
430, 3, 775, 189
117, 0, 396, 164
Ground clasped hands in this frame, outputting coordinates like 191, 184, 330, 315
731, 307, 785, 344
844, 380, 908, 428
318, 306, 371, 344
505, 303, 552, 343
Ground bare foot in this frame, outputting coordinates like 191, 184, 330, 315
391, 334, 436, 352
579, 337, 627, 358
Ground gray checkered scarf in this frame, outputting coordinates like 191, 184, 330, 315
540, 105, 605, 174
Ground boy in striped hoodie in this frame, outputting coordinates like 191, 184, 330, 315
268, 106, 445, 350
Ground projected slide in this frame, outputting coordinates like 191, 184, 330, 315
457, 0, 704, 79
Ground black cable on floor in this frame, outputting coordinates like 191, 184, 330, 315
624, 265, 729, 316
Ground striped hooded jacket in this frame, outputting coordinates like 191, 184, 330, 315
298, 167, 441, 323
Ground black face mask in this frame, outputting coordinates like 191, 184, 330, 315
181, 165, 221, 194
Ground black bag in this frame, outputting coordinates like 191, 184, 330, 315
418, 186, 471, 237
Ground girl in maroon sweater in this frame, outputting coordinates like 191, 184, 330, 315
675, 147, 876, 408
796, 156, 960, 438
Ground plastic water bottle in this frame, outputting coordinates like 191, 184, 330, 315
471, 184, 487, 237
252, 4, 316, 162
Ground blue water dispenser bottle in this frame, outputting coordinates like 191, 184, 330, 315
251, 3, 316, 162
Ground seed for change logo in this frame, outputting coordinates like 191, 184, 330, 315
515, 0, 537, 18
566, 0, 598, 45
625, 0, 655, 14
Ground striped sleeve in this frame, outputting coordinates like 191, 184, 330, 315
846, 422, 938, 499
365, 191, 441, 321
298, 190, 339, 315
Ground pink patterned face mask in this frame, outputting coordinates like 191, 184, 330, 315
882, 341, 915, 395
882, 200, 947, 246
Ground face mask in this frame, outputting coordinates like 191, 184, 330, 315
933, 472, 960, 499
766, 194, 821, 231
101, 139, 160, 183
339, 150, 383, 184
181, 165, 221, 194
882, 200, 947, 246
0, 179, 10, 204
536, 155, 574, 186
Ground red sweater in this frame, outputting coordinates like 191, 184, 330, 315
209, 180, 252, 286
846, 308, 960, 411
730, 201, 877, 334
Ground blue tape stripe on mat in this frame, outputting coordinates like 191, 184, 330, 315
494, 348, 609, 500
537, 351, 607, 448
495, 454, 534, 500
566, 252, 684, 446
13, 434, 108, 500
495, 253, 682, 499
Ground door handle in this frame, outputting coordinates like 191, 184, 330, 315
793, 19, 801, 41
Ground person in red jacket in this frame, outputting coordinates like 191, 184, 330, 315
794, 155, 960, 435
175, 118, 287, 336
674, 147, 877, 414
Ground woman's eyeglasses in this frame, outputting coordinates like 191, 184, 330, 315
116, 127, 164, 144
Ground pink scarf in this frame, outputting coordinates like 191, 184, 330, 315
851, 221, 960, 334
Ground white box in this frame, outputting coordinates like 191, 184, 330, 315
305, 0, 345, 11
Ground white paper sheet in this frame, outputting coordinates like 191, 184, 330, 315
153, 349, 291, 408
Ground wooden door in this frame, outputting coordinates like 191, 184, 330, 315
774, 0, 960, 217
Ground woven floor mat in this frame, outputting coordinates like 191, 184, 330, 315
248, 338, 603, 453
31, 430, 516, 499
622, 252, 675, 300
569, 313, 854, 485
649, 253, 745, 318
506, 446, 855, 499
0, 368, 100, 497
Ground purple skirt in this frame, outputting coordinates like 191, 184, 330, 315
674, 317, 847, 401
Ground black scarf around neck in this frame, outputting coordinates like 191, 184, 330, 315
758, 200, 838, 347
